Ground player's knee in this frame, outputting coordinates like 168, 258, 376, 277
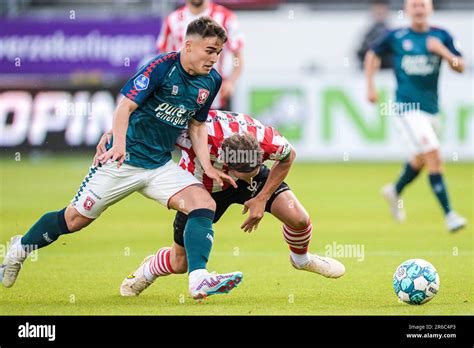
287, 213, 311, 230
423, 150, 443, 172
196, 195, 216, 212
65, 206, 93, 232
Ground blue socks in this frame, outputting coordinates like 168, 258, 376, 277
395, 163, 420, 195
21, 208, 71, 251
183, 209, 215, 273
428, 173, 452, 214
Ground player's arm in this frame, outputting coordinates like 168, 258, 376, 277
364, 30, 392, 104
220, 13, 244, 101
220, 50, 243, 101
188, 119, 237, 188
364, 50, 382, 104
255, 146, 295, 203
427, 35, 464, 73
241, 145, 295, 233
96, 97, 137, 167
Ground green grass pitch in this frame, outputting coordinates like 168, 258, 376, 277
0, 156, 472, 315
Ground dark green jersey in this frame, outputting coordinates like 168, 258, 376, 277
116, 52, 221, 169
371, 27, 462, 115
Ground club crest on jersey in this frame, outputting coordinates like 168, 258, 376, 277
134, 74, 149, 91
83, 196, 95, 211
402, 39, 413, 51
172, 85, 179, 95
197, 89, 210, 105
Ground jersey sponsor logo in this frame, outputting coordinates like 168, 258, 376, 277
83, 196, 96, 211
197, 88, 210, 105
154, 102, 196, 126
401, 55, 440, 76
133, 74, 149, 91
402, 39, 413, 51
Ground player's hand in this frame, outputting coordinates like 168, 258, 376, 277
204, 167, 237, 188
96, 143, 126, 168
367, 85, 378, 104
220, 80, 235, 101
426, 37, 447, 56
93, 131, 112, 166
241, 196, 266, 233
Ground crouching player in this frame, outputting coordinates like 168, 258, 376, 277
109, 110, 345, 296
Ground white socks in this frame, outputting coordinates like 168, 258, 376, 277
143, 261, 157, 282
291, 252, 310, 267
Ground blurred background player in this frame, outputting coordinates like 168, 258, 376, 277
365, 0, 467, 232
108, 110, 345, 296
157, 0, 244, 110
356, 0, 392, 70
0, 17, 242, 300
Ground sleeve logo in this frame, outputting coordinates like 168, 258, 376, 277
197, 88, 210, 105
134, 74, 150, 91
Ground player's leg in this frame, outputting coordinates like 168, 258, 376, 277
140, 160, 242, 299
382, 153, 424, 222
423, 148, 466, 231
268, 190, 345, 278
121, 187, 236, 297
120, 210, 188, 297
1, 162, 145, 288
169, 185, 242, 299
383, 111, 432, 221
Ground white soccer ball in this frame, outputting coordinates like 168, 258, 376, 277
393, 258, 440, 305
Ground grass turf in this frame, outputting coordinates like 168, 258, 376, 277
0, 157, 472, 315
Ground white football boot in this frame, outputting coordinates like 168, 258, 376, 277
290, 253, 345, 278
382, 184, 406, 222
189, 271, 243, 300
120, 255, 154, 297
1, 235, 29, 288
445, 211, 467, 232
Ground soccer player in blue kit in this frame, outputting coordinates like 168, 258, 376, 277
365, 0, 467, 232
1, 17, 243, 300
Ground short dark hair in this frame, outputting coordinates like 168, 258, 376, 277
221, 133, 264, 173
185, 16, 228, 44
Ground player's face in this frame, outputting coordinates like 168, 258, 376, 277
405, 0, 432, 25
229, 167, 260, 183
186, 36, 223, 75
187, 0, 205, 7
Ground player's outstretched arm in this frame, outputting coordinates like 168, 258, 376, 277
96, 97, 137, 168
364, 50, 381, 104
241, 146, 296, 233
188, 119, 237, 188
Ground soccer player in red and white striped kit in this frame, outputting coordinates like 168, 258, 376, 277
157, 0, 244, 110
112, 110, 345, 297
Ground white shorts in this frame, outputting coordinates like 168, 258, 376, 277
393, 110, 441, 156
71, 159, 201, 219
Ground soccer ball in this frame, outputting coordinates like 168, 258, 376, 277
393, 259, 440, 305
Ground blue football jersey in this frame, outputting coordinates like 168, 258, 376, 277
114, 52, 221, 169
371, 27, 462, 115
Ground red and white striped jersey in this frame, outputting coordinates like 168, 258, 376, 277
157, 2, 243, 63
157, 2, 244, 108
176, 110, 292, 193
